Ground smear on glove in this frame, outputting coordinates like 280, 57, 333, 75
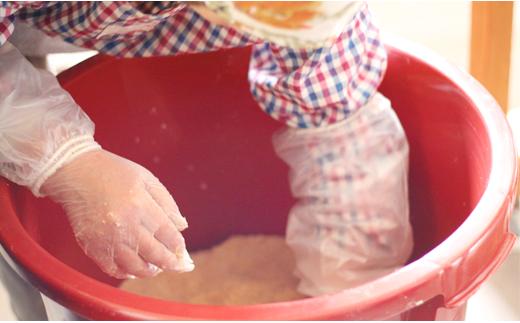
119, 235, 306, 305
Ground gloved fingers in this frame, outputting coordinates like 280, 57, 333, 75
153, 222, 186, 253
154, 224, 194, 271
138, 192, 182, 237
135, 196, 194, 272
121, 197, 181, 269
109, 267, 137, 280
139, 193, 195, 270
114, 244, 161, 278
75, 237, 123, 279
145, 179, 188, 231
134, 226, 193, 272
102, 264, 138, 280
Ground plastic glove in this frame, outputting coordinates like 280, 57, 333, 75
0, 42, 193, 278
41, 149, 194, 278
274, 93, 413, 296
0, 41, 98, 196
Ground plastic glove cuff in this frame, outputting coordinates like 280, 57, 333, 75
31, 135, 102, 197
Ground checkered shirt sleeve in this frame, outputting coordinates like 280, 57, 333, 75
0, 1, 18, 44
1, 1, 386, 129
249, 4, 387, 128
7, 2, 256, 57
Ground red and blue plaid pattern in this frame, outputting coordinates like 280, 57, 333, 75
1, 1, 386, 129
250, 7, 386, 128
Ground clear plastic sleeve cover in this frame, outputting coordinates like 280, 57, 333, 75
274, 93, 414, 296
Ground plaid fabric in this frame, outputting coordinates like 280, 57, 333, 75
0, 1, 386, 128
250, 7, 386, 127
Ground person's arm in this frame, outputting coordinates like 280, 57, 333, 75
247, 3, 413, 296
0, 41, 193, 278
0, 42, 99, 194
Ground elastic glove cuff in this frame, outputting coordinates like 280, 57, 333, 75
31, 135, 101, 197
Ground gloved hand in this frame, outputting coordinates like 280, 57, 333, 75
0, 43, 193, 279
274, 93, 413, 296
41, 149, 194, 279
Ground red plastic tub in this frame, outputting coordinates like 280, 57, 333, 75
0, 37, 517, 320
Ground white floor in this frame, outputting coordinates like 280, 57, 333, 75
467, 242, 520, 321
0, 281, 16, 320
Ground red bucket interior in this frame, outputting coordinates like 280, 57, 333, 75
11, 46, 490, 290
